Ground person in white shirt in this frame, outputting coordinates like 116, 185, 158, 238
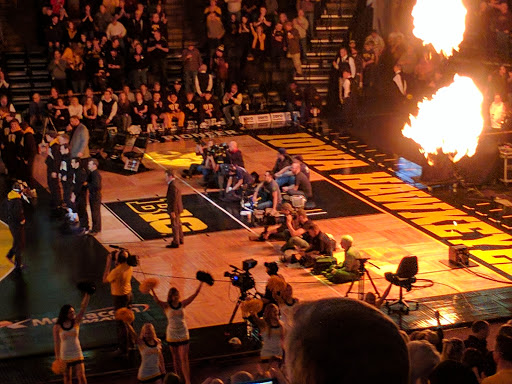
490, 93, 506, 129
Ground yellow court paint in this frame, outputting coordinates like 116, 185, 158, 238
126, 198, 208, 235
258, 133, 512, 278
0, 222, 13, 280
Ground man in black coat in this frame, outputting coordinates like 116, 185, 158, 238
21, 123, 37, 188
165, 169, 183, 248
71, 157, 89, 230
6, 182, 26, 270
87, 158, 102, 235
44, 131, 63, 209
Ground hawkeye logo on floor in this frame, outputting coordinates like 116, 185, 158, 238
0, 304, 150, 330
126, 198, 207, 235
258, 133, 512, 279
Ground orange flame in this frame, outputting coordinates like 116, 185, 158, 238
402, 75, 484, 164
412, 0, 467, 57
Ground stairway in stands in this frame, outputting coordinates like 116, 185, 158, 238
5, 51, 51, 111
295, 0, 358, 98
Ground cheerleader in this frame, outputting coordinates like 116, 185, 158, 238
275, 284, 298, 335
152, 283, 203, 384
52, 293, 90, 384
250, 303, 284, 371
125, 323, 166, 384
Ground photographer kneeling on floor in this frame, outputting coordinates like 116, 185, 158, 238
250, 171, 282, 215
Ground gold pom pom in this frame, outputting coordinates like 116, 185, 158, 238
267, 276, 287, 295
115, 308, 135, 323
51, 359, 66, 374
139, 278, 159, 294
240, 298, 264, 317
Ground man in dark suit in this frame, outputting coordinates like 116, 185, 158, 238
165, 169, 184, 248
87, 158, 102, 235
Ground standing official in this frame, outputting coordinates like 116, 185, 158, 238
87, 159, 102, 235
70, 157, 89, 230
6, 182, 26, 271
165, 169, 183, 248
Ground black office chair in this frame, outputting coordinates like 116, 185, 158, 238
384, 256, 419, 314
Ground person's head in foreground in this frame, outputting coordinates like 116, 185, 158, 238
285, 298, 409, 384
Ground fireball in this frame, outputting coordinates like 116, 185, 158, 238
412, 0, 467, 57
402, 75, 484, 164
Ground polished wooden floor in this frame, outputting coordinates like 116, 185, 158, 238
35, 135, 511, 330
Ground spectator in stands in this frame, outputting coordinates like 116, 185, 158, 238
149, 92, 166, 131
365, 29, 385, 63
68, 97, 84, 120
250, 23, 267, 63
164, 93, 185, 132
171, 80, 186, 101
149, 12, 166, 39
94, 58, 108, 91
222, 83, 243, 128
83, 96, 99, 131
441, 338, 465, 363
81, 5, 96, 38
64, 21, 80, 46
297, 0, 315, 37
462, 348, 486, 383
408, 340, 441, 384
70, 54, 87, 94
117, 91, 133, 131
490, 93, 506, 129
129, 43, 149, 89
226, 0, 242, 21
285, 22, 303, 76
0, 69, 9, 97
45, 14, 63, 51
286, 298, 409, 384
195, 64, 214, 97
200, 91, 221, 124
182, 92, 201, 127
95, 4, 113, 34
465, 321, 491, 357
132, 91, 149, 131
362, 40, 377, 90
53, 98, 71, 129
429, 360, 479, 384
29, 93, 46, 129
494, 3, 512, 60
339, 68, 354, 128
212, 46, 229, 98
270, 22, 287, 68
182, 43, 202, 94
293, 9, 309, 61
129, 9, 149, 45
285, 82, 304, 123
49, 51, 68, 94
98, 89, 118, 128
148, 30, 169, 86
205, 0, 222, 17
140, 84, 153, 102
206, 12, 225, 62
282, 161, 312, 199
106, 48, 125, 90
106, 15, 128, 42
481, 326, 512, 383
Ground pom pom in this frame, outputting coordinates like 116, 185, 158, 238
51, 359, 66, 375
240, 298, 263, 317
139, 278, 159, 294
196, 271, 214, 286
267, 276, 287, 295
115, 308, 135, 323
76, 281, 96, 295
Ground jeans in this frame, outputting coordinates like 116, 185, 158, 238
222, 104, 242, 126
276, 173, 295, 187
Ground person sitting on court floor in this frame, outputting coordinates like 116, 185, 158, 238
275, 154, 310, 187
252, 203, 297, 241
324, 235, 361, 283
286, 298, 410, 384
297, 223, 333, 267
282, 161, 313, 200
250, 171, 282, 214
224, 164, 254, 201
280, 208, 312, 253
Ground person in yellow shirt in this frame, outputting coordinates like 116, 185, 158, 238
482, 327, 512, 384
103, 249, 133, 355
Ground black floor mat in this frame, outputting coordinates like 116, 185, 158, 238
104, 180, 380, 240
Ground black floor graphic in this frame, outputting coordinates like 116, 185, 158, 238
104, 180, 381, 240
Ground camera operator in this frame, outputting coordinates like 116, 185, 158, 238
296, 222, 333, 267
280, 208, 312, 253
224, 164, 254, 201
251, 171, 281, 214
181, 139, 214, 183
226, 140, 244, 168
102, 248, 134, 355
324, 235, 361, 284
254, 202, 297, 241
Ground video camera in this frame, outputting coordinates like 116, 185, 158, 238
109, 245, 138, 267
207, 142, 229, 161
224, 259, 257, 292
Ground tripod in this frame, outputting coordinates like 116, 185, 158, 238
345, 258, 380, 300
